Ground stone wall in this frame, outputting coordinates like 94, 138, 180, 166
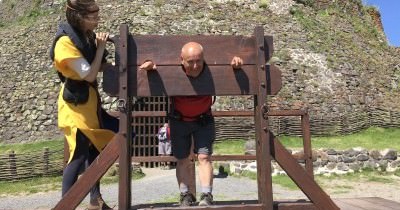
230, 148, 400, 176
0, 0, 399, 143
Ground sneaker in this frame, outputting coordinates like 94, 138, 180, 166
179, 192, 196, 206
198, 192, 213, 206
88, 196, 113, 210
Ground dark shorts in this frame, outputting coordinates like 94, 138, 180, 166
170, 117, 215, 159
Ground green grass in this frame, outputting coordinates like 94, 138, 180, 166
214, 139, 246, 155
234, 168, 400, 191
0, 169, 145, 196
0, 138, 63, 154
279, 127, 400, 150
214, 127, 400, 153
0, 176, 62, 197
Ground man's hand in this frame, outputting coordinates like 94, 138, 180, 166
231, 56, 243, 70
139, 60, 157, 71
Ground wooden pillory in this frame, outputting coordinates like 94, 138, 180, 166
53, 25, 400, 210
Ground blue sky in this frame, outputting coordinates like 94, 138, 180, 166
362, 0, 400, 47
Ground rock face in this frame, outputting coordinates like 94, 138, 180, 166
0, 0, 399, 143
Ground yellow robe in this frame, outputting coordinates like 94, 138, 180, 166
54, 36, 115, 163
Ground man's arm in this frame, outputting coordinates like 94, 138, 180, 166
139, 60, 157, 71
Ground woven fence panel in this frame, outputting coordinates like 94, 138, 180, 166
0, 148, 63, 182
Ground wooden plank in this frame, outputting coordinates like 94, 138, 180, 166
301, 113, 313, 178
127, 35, 273, 66
270, 134, 339, 210
131, 155, 258, 162
103, 64, 282, 97
134, 204, 264, 210
267, 64, 282, 96
102, 64, 119, 96
54, 134, 122, 210
109, 110, 307, 118
274, 200, 317, 210
136, 65, 258, 96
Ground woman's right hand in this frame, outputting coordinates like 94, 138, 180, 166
96, 32, 109, 50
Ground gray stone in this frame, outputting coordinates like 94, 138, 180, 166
382, 149, 397, 160
363, 160, 378, 169
326, 149, 337, 155
356, 154, 369, 161
337, 163, 349, 171
326, 162, 337, 170
342, 156, 355, 163
348, 163, 361, 172
369, 150, 382, 160
388, 160, 400, 168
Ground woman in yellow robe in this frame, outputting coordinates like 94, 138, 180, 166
50, 0, 115, 209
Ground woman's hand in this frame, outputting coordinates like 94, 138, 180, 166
96, 32, 109, 50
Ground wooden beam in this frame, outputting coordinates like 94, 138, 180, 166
103, 64, 281, 97
136, 65, 258, 96
127, 35, 273, 66
118, 23, 132, 210
270, 133, 339, 210
254, 26, 273, 210
53, 134, 122, 210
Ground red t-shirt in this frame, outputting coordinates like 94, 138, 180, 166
172, 96, 212, 120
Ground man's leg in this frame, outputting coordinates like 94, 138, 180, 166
193, 116, 215, 206
197, 153, 213, 193
170, 119, 196, 206
176, 157, 191, 193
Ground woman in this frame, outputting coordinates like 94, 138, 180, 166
50, 0, 117, 209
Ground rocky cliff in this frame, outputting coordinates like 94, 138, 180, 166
0, 0, 399, 143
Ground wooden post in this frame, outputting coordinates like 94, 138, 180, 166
254, 26, 273, 210
8, 151, 17, 180
301, 111, 314, 178
43, 147, 49, 176
118, 23, 133, 209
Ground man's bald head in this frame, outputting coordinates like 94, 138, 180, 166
181, 42, 204, 58
180, 42, 205, 78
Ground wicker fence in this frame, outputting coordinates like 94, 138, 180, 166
216, 107, 400, 140
0, 147, 63, 182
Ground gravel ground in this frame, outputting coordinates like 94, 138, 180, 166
0, 168, 306, 210
1, 167, 399, 210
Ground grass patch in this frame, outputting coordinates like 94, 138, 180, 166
232, 171, 299, 190
279, 127, 400, 150
316, 169, 396, 184
0, 167, 145, 196
0, 139, 63, 154
214, 139, 246, 155
0, 176, 62, 197
272, 175, 299, 190
214, 127, 400, 153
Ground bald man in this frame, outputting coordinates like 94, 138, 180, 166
140, 42, 242, 206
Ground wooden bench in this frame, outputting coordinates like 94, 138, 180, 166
54, 24, 339, 210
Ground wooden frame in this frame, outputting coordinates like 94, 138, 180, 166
54, 24, 339, 210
